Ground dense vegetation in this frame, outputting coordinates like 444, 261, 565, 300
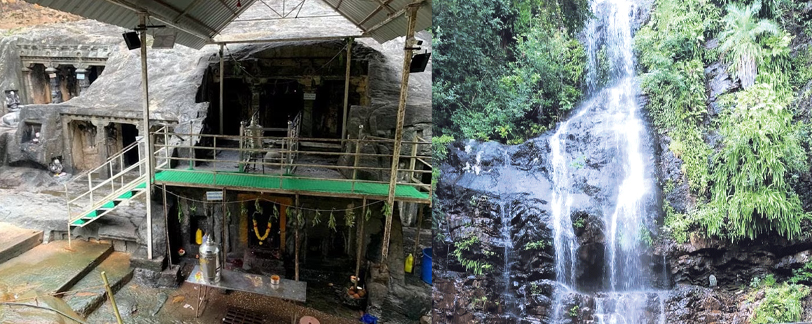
639, 0, 812, 243
433, 0, 591, 144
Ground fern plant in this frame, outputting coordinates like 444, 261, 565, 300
705, 84, 807, 241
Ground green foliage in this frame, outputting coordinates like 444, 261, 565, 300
434, 0, 591, 143
570, 155, 586, 169
789, 261, 812, 285
530, 282, 542, 295
704, 84, 807, 241
432, 135, 455, 162
345, 207, 355, 228
569, 305, 579, 317
663, 200, 694, 244
718, 1, 785, 88
452, 235, 493, 275
750, 283, 809, 324
791, 48, 812, 91
639, 224, 654, 247
312, 210, 322, 227
573, 217, 585, 229
635, 0, 717, 194
524, 240, 548, 251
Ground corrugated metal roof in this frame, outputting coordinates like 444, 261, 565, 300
23, 0, 258, 49
321, 0, 431, 43
23, 0, 430, 47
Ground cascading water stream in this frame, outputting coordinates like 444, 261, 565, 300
545, 0, 666, 322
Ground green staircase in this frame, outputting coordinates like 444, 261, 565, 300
69, 180, 148, 227
66, 134, 169, 228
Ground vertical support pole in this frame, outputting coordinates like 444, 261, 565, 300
351, 125, 363, 192
88, 175, 93, 206
219, 44, 224, 135
222, 188, 227, 268
382, 5, 418, 262
66, 184, 72, 248
409, 137, 418, 182
139, 12, 154, 260
163, 184, 172, 266
413, 205, 423, 254
101, 271, 124, 324
355, 197, 366, 278
341, 37, 353, 142
294, 194, 300, 281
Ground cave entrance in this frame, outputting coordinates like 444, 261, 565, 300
312, 80, 358, 139
103, 123, 139, 168
121, 124, 138, 166
260, 80, 303, 136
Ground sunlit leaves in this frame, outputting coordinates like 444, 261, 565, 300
707, 84, 806, 241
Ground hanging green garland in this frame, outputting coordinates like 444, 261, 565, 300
345, 207, 355, 228
328, 209, 337, 232
382, 202, 392, 217
312, 210, 322, 226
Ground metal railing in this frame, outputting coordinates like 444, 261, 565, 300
150, 124, 432, 200
64, 126, 169, 225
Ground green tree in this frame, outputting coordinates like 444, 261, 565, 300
718, 0, 783, 88
433, 0, 591, 143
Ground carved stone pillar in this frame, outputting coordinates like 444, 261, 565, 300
45, 66, 61, 104
75, 66, 89, 96
20, 65, 32, 105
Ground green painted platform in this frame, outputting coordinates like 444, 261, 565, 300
153, 170, 429, 201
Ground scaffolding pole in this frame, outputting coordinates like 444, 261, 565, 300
341, 37, 353, 141
381, 4, 418, 263
295, 194, 300, 281
355, 197, 366, 278
219, 44, 224, 135
139, 12, 153, 260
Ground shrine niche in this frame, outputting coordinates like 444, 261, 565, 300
17, 43, 112, 104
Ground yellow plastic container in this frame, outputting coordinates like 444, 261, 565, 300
404, 253, 414, 273
195, 229, 203, 245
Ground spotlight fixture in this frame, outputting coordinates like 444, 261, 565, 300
410, 52, 431, 73
153, 31, 176, 49
123, 31, 141, 50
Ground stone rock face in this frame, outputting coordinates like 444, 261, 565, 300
433, 103, 666, 321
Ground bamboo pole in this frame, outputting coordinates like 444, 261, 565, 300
219, 44, 224, 135
163, 184, 172, 265
355, 197, 366, 278
101, 271, 123, 324
222, 188, 227, 268
341, 37, 353, 141
413, 205, 423, 254
139, 12, 153, 261
295, 194, 300, 281
382, 4, 418, 262
351, 125, 363, 192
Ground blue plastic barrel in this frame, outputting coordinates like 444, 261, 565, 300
422, 248, 432, 284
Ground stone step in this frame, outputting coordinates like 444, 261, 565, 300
0, 239, 112, 294
0, 294, 85, 323
0, 222, 43, 264
62, 251, 134, 318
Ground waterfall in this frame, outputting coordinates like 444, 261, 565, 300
547, 0, 666, 322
